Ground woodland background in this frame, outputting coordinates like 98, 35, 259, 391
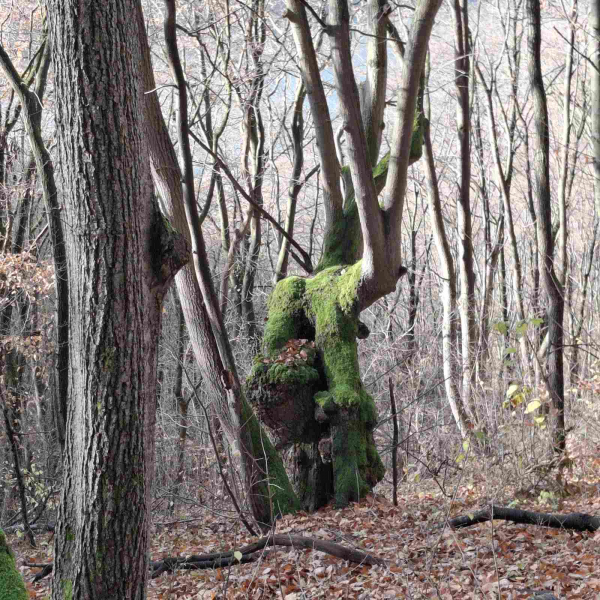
1, 0, 600, 598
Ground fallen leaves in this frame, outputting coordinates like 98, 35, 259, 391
15, 457, 600, 599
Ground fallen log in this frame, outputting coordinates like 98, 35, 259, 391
448, 506, 599, 532
26, 533, 386, 581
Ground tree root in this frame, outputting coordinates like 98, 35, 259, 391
448, 506, 599, 532
26, 533, 386, 581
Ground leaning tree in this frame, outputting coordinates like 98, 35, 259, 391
246, 0, 442, 509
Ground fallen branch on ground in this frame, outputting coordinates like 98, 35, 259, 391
448, 506, 599, 532
26, 533, 386, 581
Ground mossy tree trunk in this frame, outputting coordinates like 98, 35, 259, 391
0, 530, 28, 600
247, 0, 442, 509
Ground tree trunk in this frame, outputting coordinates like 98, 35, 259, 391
262, 0, 442, 509
527, 0, 566, 454
591, 0, 600, 214
423, 113, 471, 438
139, 0, 299, 526
47, 1, 188, 598
452, 0, 478, 421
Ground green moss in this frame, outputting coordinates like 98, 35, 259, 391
161, 214, 177, 235
240, 399, 301, 517
101, 347, 115, 372
337, 262, 362, 313
263, 277, 307, 355
62, 580, 73, 600
314, 391, 336, 413
372, 152, 390, 191
260, 259, 385, 508
0, 530, 28, 600
315, 205, 362, 272
266, 363, 319, 385
410, 111, 424, 162
332, 417, 384, 507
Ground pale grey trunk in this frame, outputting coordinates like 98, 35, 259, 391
423, 116, 470, 439
452, 0, 477, 420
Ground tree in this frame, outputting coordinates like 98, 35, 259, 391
246, 0, 443, 509
527, 0, 566, 454
591, 0, 600, 215
46, 0, 188, 597
141, 0, 301, 528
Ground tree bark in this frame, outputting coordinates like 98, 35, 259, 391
527, 0, 566, 453
139, 0, 300, 525
47, 1, 188, 597
452, 0, 477, 421
423, 113, 471, 438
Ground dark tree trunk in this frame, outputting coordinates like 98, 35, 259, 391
47, 1, 188, 598
527, 0, 566, 453
172, 293, 190, 512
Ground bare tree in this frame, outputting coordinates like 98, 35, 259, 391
527, 0, 566, 454
245, 0, 443, 508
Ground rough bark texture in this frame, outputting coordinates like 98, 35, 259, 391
47, 1, 187, 598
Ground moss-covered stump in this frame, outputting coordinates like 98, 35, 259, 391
250, 265, 385, 509
0, 530, 28, 600
246, 342, 326, 446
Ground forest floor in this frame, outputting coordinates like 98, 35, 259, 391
15, 452, 600, 600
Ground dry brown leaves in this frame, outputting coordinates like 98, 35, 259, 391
18, 471, 600, 600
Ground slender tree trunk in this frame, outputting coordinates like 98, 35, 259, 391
527, 0, 566, 454
591, 0, 600, 214
453, 0, 477, 420
171, 293, 190, 513
140, 0, 300, 525
274, 82, 307, 283
423, 115, 471, 438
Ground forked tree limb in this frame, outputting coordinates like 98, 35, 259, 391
27, 533, 386, 581
448, 506, 599, 532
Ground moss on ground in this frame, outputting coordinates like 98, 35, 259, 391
0, 530, 28, 600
